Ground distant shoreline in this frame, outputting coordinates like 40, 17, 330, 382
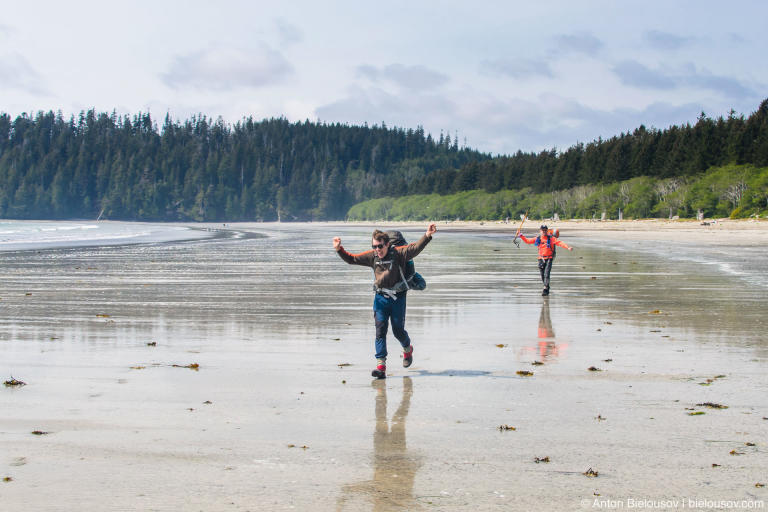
4, 218, 768, 249
298, 218, 768, 245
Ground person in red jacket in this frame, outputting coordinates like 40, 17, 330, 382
516, 224, 573, 296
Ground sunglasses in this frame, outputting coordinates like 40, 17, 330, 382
371, 243, 386, 249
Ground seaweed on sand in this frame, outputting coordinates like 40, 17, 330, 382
696, 402, 728, 409
4, 377, 26, 387
171, 363, 199, 370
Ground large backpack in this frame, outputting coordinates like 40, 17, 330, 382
535, 228, 561, 254
385, 230, 427, 291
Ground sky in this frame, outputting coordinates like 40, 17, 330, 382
1, 0, 766, 155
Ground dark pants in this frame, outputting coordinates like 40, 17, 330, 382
538, 257, 554, 289
373, 292, 411, 361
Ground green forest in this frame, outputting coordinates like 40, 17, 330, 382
1, 98, 767, 221
348, 164, 768, 221
0, 111, 483, 221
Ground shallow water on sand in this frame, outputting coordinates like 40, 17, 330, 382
1, 223, 766, 510
0, 220, 214, 251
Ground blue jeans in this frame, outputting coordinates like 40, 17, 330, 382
373, 292, 411, 361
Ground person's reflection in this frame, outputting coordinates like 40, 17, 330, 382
538, 297, 555, 338
533, 298, 567, 360
337, 377, 421, 511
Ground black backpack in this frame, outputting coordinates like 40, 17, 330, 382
385, 230, 427, 291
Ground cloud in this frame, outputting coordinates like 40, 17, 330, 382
317, 85, 455, 126
275, 18, 303, 46
728, 33, 747, 44
643, 30, 694, 50
458, 95, 707, 153
356, 65, 378, 81
557, 100, 702, 139
680, 64, 755, 98
356, 64, 449, 90
314, 82, 740, 156
554, 33, 603, 56
612, 60, 676, 89
695, 75, 751, 97
161, 44, 293, 91
612, 60, 756, 98
0, 52, 48, 95
479, 58, 553, 79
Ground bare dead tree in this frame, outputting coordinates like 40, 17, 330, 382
619, 182, 631, 206
722, 181, 748, 209
654, 177, 684, 203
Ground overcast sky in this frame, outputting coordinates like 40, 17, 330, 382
1, 0, 766, 155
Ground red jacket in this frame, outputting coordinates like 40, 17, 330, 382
519, 234, 571, 259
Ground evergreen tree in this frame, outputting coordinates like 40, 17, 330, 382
1, 99, 768, 221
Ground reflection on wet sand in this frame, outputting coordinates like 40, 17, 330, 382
537, 298, 555, 339
337, 377, 421, 511
522, 299, 568, 361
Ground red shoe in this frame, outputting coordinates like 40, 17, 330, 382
371, 363, 386, 379
403, 346, 413, 368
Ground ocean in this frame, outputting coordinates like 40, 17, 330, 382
0, 220, 215, 252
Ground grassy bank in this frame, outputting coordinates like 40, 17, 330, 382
347, 164, 768, 221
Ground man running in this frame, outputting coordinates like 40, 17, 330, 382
333, 224, 437, 379
516, 224, 573, 296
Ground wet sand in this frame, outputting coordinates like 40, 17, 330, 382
1, 223, 766, 511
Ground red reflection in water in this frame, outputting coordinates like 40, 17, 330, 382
522, 300, 568, 361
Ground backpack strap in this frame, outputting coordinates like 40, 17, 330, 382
397, 264, 410, 291
371, 250, 409, 295
373, 286, 399, 299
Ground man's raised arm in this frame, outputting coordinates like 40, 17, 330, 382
399, 223, 437, 261
334, 236, 374, 266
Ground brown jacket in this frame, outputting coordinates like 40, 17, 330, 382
336, 235, 432, 290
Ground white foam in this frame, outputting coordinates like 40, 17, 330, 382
0, 221, 211, 251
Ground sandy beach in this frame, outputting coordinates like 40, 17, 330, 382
1, 221, 766, 511
329, 217, 768, 242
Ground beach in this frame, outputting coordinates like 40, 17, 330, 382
337, 217, 768, 241
1, 221, 766, 511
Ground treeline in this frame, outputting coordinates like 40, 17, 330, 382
1, 99, 767, 221
347, 164, 768, 221
0, 110, 484, 221
397, 99, 768, 197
